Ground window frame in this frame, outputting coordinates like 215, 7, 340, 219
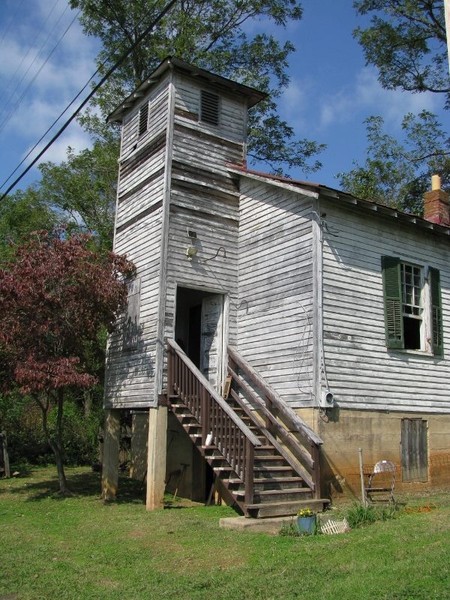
381, 256, 443, 356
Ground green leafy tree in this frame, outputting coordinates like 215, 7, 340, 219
354, 0, 449, 106
338, 111, 450, 212
340, 0, 450, 211
0, 189, 56, 263
38, 141, 119, 251
0, 233, 134, 494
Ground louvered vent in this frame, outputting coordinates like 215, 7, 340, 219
138, 102, 149, 136
200, 90, 220, 126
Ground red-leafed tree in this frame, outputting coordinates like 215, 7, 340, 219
0, 232, 134, 494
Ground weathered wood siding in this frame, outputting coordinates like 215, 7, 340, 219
321, 199, 450, 413
104, 75, 171, 409
163, 74, 247, 346
237, 178, 316, 407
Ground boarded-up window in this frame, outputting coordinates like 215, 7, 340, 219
200, 90, 219, 126
401, 418, 428, 482
123, 277, 141, 351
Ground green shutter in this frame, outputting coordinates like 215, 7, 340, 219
429, 267, 444, 357
381, 256, 403, 349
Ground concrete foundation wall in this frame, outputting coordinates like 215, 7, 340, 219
300, 407, 450, 500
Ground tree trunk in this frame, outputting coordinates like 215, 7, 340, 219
35, 391, 72, 496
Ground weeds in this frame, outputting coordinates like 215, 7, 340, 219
346, 503, 399, 528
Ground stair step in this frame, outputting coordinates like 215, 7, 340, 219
228, 478, 305, 492
254, 466, 294, 473
235, 487, 310, 500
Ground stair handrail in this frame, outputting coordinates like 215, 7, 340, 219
167, 339, 261, 447
227, 346, 323, 446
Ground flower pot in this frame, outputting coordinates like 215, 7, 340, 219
297, 515, 316, 535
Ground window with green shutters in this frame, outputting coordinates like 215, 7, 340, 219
381, 256, 443, 356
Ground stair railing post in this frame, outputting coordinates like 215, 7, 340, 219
244, 438, 254, 506
167, 342, 174, 397
311, 442, 321, 499
201, 386, 210, 445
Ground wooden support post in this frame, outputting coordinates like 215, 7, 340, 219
101, 409, 121, 502
146, 406, 168, 511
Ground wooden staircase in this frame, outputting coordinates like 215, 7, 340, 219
166, 339, 326, 518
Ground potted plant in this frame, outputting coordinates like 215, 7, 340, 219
297, 508, 317, 535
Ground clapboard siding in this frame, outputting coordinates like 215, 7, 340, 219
237, 179, 315, 406
105, 209, 164, 408
321, 198, 450, 412
120, 80, 169, 160
104, 77, 172, 409
173, 73, 246, 144
164, 207, 239, 348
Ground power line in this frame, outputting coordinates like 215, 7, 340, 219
0, 0, 178, 201
0, 0, 67, 126
0, 8, 79, 136
0, 67, 99, 191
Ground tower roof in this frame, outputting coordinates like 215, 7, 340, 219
107, 56, 267, 124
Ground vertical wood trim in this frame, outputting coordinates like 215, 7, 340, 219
312, 196, 323, 408
154, 76, 175, 404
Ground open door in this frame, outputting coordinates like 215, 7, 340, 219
200, 294, 224, 390
175, 288, 225, 392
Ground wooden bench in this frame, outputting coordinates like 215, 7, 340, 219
364, 460, 396, 505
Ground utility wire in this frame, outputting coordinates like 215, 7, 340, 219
1, 67, 98, 190
0, 0, 66, 125
0, 8, 78, 136
0, 0, 178, 201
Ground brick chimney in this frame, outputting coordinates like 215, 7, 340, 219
423, 174, 449, 226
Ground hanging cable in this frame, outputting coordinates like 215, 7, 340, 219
0, 9, 79, 136
0, 0, 67, 126
0, 0, 178, 201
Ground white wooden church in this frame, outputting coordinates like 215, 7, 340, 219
101, 57, 450, 516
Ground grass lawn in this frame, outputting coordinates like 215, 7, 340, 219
1, 466, 450, 600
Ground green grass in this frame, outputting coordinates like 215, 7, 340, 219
1, 467, 450, 599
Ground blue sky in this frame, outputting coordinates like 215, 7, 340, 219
0, 0, 447, 196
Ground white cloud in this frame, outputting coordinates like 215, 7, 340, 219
0, 1, 99, 191
33, 126, 93, 165
318, 67, 439, 131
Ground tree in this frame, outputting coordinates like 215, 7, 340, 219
338, 111, 450, 212
38, 141, 119, 251
0, 233, 134, 494
70, 0, 324, 174
354, 0, 449, 107
340, 0, 450, 210
0, 188, 57, 263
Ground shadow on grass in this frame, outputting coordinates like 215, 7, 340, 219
0, 467, 146, 505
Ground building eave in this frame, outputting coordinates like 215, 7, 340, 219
228, 164, 450, 239
107, 57, 267, 124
